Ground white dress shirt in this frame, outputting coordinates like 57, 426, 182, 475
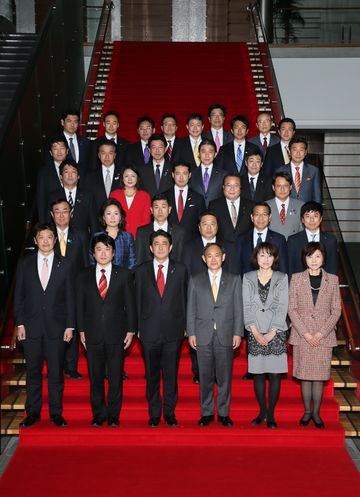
174, 185, 188, 212
305, 229, 320, 242
226, 196, 240, 218
64, 131, 79, 162
275, 196, 290, 214
102, 164, 115, 185
96, 263, 112, 286
253, 227, 268, 247
153, 258, 169, 284
153, 221, 168, 232
37, 251, 55, 280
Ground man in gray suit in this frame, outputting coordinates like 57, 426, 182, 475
266, 171, 303, 240
187, 243, 243, 427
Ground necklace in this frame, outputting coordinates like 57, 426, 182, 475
310, 285, 320, 291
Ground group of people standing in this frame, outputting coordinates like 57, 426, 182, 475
13, 104, 341, 431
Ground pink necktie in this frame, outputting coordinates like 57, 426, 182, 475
215, 131, 221, 152
40, 257, 49, 290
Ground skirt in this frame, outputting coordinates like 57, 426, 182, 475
292, 343, 333, 381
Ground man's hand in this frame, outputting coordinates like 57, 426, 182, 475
188, 335, 197, 350
80, 332, 86, 349
63, 328, 73, 342
124, 332, 135, 350
17, 326, 26, 341
233, 336, 241, 349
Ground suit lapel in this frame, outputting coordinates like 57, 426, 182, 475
163, 261, 176, 298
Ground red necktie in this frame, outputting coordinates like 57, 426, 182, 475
167, 140, 173, 161
157, 264, 165, 297
263, 136, 268, 151
280, 203, 286, 225
295, 167, 301, 193
98, 269, 108, 300
178, 189, 184, 221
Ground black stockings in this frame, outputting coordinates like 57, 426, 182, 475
254, 373, 281, 421
300, 380, 324, 422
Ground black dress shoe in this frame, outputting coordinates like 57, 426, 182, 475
148, 417, 161, 427
91, 416, 105, 427
65, 371, 82, 380
218, 416, 234, 427
267, 420, 278, 429
122, 371, 129, 380
20, 413, 40, 427
312, 415, 325, 429
251, 413, 267, 426
242, 372, 254, 380
50, 414, 68, 427
198, 415, 215, 426
299, 413, 312, 426
193, 375, 200, 384
164, 415, 178, 426
108, 417, 120, 427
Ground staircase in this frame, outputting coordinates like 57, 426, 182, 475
0, 33, 37, 130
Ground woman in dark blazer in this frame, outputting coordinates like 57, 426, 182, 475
288, 242, 341, 428
90, 198, 136, 271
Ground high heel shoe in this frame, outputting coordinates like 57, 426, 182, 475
299, 412, 312, 426
251, 413, 267, 426
312, 415, 325, 429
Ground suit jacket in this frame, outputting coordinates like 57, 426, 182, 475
90, 134, 129, 171
135, 222, 185, 265
202, 129, 233, 147
266, 197, 304, 240
14, 253, 75, 339
47, 187, 98, 234
172, 136, 204, 171
53, 226, 89, 274
242, 270, 288, 333
77, 264, 136, 345
216, 140, 259, 175
127, 141, 147, 169
165, 187, 206, 242
288, 270, 341, 347
181, 235, 239, 276
110, 188, 151, 238
135, 260, 187, 343
189, 165, 226, 208
186, 270, 244, 346
240, 171, 274, 203
262, 142, 286, 178
277, 162, 322, 204
138, 160, 174, 199
208, 195, 254, 243
36, 162, 63, 222
287, 230, 338, 279
84, 165, 122, 214
247, 134, 280, 156
166, 137, 181, 163
236, 228, 288, 275
61, 133, 91, 177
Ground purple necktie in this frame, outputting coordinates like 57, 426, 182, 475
144, 145, 150, 164
203, 168, 209, 192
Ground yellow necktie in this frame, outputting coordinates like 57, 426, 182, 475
59, 231, 66, 256
193, 139, 200, 167
211, 274, 218, 301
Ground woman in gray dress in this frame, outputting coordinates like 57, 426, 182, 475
243, 242, 288, 428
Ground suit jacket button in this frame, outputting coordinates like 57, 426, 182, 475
261, 309, 265, 312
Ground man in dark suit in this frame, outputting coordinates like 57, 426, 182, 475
47, 159, 98, 234
77, 233, 137, 427
189, 138, 226, 208
236, 202, 288, 275
135, 230, 188, 427
160, 113, 181, 163
50, 198, 89, 379
60, 109, 91, 177
287, 201, 338, 279
263, 117, 296, 177
90, 110, 129, 171
172, 112, 205, 171
203, 103, 233, 152
247, 111, 280, 155
37, 136, 69, 222
216, 114, 257, 175
135, 194, 185, 265
165, 162, 206, 242
138, 134, 174, 199
14, 223, 75, 427
187, 243, 243, 427
240, 147, 273, 202
85, 139, 122, 214
209, 174, 254, 243
277, 136, 322, 204
127, 115, 155, 169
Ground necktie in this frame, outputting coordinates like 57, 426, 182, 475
249, 177, 255, 199
110, 137, 115, 142
231, 202, 237, 228
59, 231, 66, 256
178, 189, 184, 221
69, 137, 76, 161
257, 232, 263, 246
236, 144, 242, 172
211, 274, 218, 301
263, 136, 268, 152
155, 164, 161, 190
144, 144, 150, 164
68, 191, 74, 209
40, 257, 49, 290
295, 167, 301, 194
193, 139, 200, 166
283, 145, 290, 164
215, 131, 221, 152
98, 269, 107, 300
157, 264, 165, 297
203, 167, 209, 192
105, 169, 112, 197
280, 203, 286, 225
167, 140, 173, 161
311, 234, 316, 242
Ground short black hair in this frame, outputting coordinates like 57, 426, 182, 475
97, 138, 117, 153
245, 146, 263, 161
91, 232, 116, 254
208, 103, 226, 117
289, 135, 308, 150
203, 242, 225, 257
151, 193, 170, 205
198, 211, 219, 223
50, 198, 71, 212
120, 165, 140, 189
48, 136, 68, 151
59, 158, 80, 176
99, 198, 126, 231
278, 117, 296, 131
161, 113, 178, 125
251, 202, 271, 216
33, 222, 56, 239
103, 110, 119, 122
199, 138, 216, 153
137, 115, 155, 129
148, 133, 167, 148
230, 114, 250, 130
301, 241, 327, 269
251, 242, 279, 270
150, 229, 172, 246
61, 109, 80, 120
301, 201, 323, 218
172, 162, 192, 174
222, 174, 241, 186
186, 112, 204, 125
272, 171, 292, 186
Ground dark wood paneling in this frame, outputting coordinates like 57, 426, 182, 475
121, 0, 172, 41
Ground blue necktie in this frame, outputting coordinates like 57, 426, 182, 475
257, 232, 263, 246
236, 144, 243, 172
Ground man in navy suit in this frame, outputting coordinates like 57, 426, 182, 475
127, 115, 156, 169
14, 223, 75, 427
287, 201, 338, 278
203, 103, 233, 152
247, 111, 280, 155
60, 109, 91, 177
172, 112, 205, 171
135, 230, 188, 427
263, 117, 296, 177
240, 147, 273, 203
189, 138, 226, 208
160, 113, 181, 163
277, 136, 321, 204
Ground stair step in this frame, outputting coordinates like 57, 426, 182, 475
331, 368, 357, 388
331, 349, 351, 366
1, 389, 26, 410
2, 371, 26, 386
1, 412, 23, 435
339, 413, 358, 437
